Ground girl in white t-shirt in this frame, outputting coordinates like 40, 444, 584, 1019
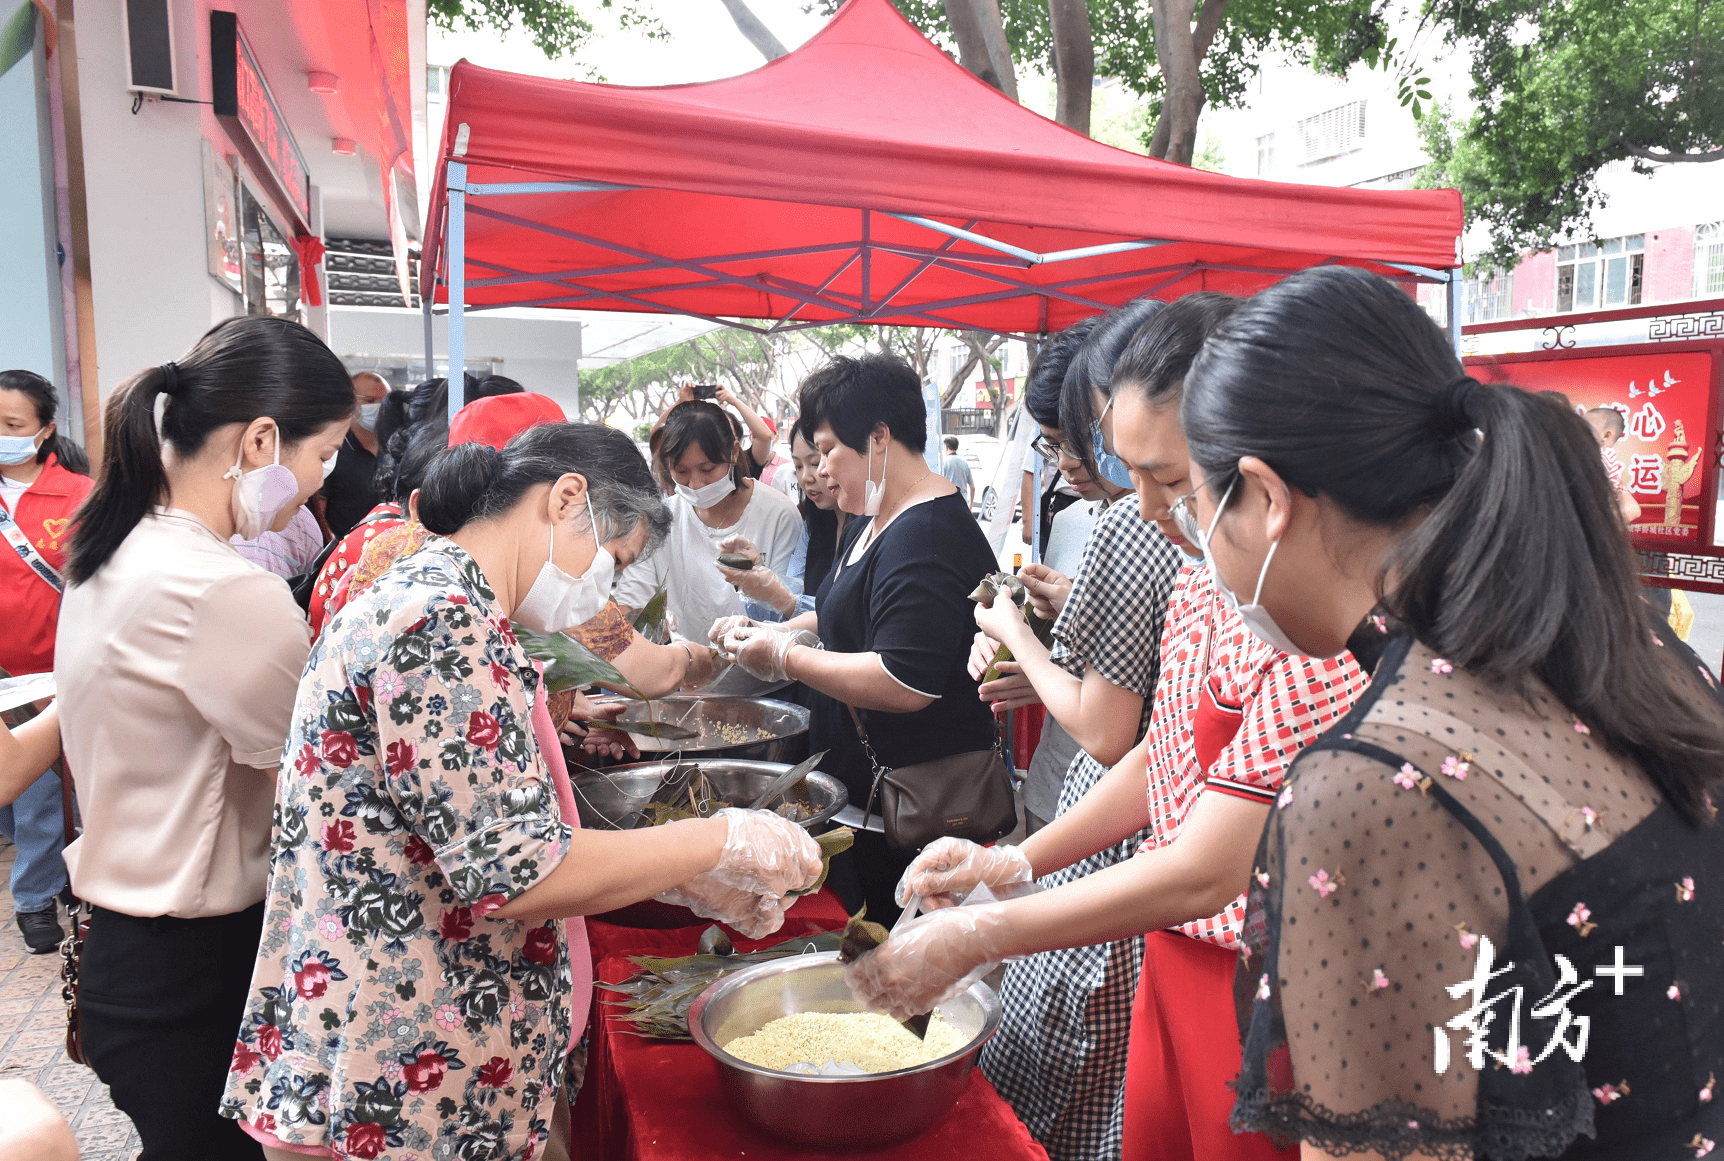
614, 400, 804, 644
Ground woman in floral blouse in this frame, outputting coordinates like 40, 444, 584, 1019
223, 424, 822, 1160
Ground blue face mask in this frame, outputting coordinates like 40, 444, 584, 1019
0, 428, 44, 466
1089, 397, 1134, 490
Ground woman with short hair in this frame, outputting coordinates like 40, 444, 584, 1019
222, 423, 821, 1160
714, 353, 999, 922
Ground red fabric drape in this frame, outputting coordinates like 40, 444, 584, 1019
574, 891, 1048, 1161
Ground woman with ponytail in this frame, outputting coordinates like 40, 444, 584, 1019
0, 369, 92, 955
53, 316, 355, 1159
1171, 266, 1724, 1160
221, 424, 821, 1161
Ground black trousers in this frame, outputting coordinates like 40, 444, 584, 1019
79, 902, 267, 1161
827, 829, 915, 927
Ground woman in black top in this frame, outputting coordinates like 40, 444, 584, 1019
714, 353, 998, 921
1176, 266, 1723, 1160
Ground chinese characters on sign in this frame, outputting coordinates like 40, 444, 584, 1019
1469, 351, 1717, 546
1434, 937, 1642, 1076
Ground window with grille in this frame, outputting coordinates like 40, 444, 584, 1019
1695, 223, 1724, 297
1256, 134, 1276, 175
1466, 271, 1514, 323
1295, 101, 1367, 163
1555, 234, 1644, 312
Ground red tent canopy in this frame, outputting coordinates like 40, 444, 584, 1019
421, 0, 1462, 338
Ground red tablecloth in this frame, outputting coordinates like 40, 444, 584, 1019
572, 891, 1048, 1161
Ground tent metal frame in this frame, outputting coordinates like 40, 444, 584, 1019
425, 161, 1464, 411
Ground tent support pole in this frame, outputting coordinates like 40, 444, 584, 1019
422, 294, 434, 379
447, 160, 468, 412
1447, 269, 1463, 357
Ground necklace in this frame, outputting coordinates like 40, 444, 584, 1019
861, 469, 933, 553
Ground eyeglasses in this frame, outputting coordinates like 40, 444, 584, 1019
1169, 476, 1224, 546
1031, 433, 1081, 461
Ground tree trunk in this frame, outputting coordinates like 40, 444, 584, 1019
1146, 0, 1227, 164
943, 0, 1018, 99
716, 0, 788, 60
1048, 0, 1094, 135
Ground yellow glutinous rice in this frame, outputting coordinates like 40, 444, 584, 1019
722, 1012, 968, 1074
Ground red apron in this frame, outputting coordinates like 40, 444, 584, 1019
1120, 678, 1295, 1161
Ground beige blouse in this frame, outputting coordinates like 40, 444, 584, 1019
55, 508, 311, 918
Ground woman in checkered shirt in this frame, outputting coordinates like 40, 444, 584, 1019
846, 290, 1373, 1161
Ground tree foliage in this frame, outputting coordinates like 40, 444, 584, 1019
1427, 0, 1723, 267
858, 0, 1384, 158
428, 0, 666, 62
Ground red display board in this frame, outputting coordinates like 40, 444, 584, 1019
1467, 340, 1724, 591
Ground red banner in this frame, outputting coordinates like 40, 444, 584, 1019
1470, 349, 1718, 548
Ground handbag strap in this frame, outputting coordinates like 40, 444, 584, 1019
0, 502, 64, 594
845, 704, 890, 831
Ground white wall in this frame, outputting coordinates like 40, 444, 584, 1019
0, 0, 67, 386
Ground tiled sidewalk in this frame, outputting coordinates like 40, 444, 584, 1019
0, 836, 140, 1160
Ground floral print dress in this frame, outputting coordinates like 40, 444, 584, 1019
222, 538, 573, 1160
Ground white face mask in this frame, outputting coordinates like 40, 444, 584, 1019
0, 428, 43, 466
1196, 477, 1307, 656
224, 424, 300, 541
321, 448, 341, 480
356, 402, 382, 431
863, 438, 889, 517
513, 495, 615, 634
676, 472, 736, 510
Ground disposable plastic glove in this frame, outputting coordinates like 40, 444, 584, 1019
708, 807, 823, 898
708, 614, 755, 648
655, 877, 792, 939
715, 536, 798, 617
843, 902, 1014, 1022
720, 624, 821, 683
895, 837, 1034, 910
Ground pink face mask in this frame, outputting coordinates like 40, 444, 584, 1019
224, 424, 300, 540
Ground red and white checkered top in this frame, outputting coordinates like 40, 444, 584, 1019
1140, 563, 1369, 950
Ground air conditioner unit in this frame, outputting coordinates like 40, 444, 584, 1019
123, 0, 178, 96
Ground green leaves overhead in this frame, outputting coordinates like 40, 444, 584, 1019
1429, 0, 1724, 266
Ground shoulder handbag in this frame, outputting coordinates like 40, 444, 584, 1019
57, 762, 88, 1065
847, 704, 1017, 851
0, 685, 86, 1063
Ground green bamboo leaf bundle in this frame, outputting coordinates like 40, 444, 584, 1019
970, 573, 1056, 683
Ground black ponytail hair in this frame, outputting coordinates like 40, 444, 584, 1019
66, 316, 353, 585
1023, 316, 1102, 431
658, 401, 747, 491
418, 422, 671, 554
1112, 292, 1241, 406
372, 420, 449, 504
1181, 264, 1724, 826
0, 369, 90, 476
1062, 298, 1164, 472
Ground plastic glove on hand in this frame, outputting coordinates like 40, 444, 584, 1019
715, 535, 762, 568
967, 630, 1003, 682
896, 837, 1033, 911
656, 876, 790, 940
708, 614, 755, 648
710, 807, 823, 897
843, 903, 1012, 1023
721, 625, 820, 683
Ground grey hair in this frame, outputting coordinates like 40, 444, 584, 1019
418, 422, 672, 555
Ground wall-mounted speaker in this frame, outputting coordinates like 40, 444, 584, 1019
122, 0, 177, 95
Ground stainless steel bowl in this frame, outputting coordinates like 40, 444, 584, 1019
572, 759, 848, 928
688, 951, 1001, 1148
609, 696, 809, 762
570, 759, 846, 833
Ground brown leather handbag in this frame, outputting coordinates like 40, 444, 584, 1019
848, 705, 1017, 851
